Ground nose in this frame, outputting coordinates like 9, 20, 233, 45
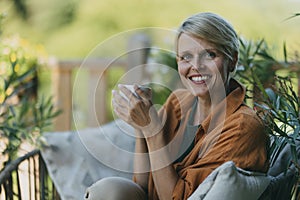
190, 55, 205, 70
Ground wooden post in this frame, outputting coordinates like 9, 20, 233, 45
50, 59, 72, 131
88, 68, 107, 127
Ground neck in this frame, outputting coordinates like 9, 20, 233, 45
193, 97, 211, 126
193, 81, 231, 126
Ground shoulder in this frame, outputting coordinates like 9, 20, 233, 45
228, 104, 266, 135
224, 105, 269, 172
237, 105, 263, 125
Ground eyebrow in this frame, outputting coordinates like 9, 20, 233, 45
177, 48, 218, 56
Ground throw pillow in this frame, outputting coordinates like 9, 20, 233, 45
188, 161, 271, 200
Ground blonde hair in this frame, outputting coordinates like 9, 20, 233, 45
177, 12, 239, 63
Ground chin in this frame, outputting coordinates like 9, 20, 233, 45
190, 88, 210, 98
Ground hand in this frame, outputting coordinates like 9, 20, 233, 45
112, 84, 162, 137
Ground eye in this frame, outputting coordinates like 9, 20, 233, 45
179, 53, 193, 62
208, 51, 217, 58
205, 51, 217, 59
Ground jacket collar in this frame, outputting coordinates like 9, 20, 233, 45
200, 78, 246, 133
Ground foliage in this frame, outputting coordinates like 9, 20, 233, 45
3, 0, 299, 58
236, 38, 280, 100
0, 13, 5, 36
11, 0, 29, 20
9, 0, 78, 27
0, 34, 60, 166
237, 38, 300, 172
255, 76, 300, 169
237, 36, 300, 199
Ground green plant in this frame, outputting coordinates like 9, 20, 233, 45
237, 37, 300, 199
236, 38, 281, 101
237, 37, 299, 166
0, 34, 60, 167
255, 75, 300, 200
255, 76, 299, 168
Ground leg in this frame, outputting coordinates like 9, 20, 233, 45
85, 177, 147, 200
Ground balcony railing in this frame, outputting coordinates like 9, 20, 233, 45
49, 33, 151, 131
0, 149, 61, 200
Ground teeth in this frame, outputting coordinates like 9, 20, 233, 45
191, 75, 210, 82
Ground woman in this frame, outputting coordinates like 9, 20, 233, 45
86, 12, 269, 200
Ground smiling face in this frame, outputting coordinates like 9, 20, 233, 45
177, 33, 230, 101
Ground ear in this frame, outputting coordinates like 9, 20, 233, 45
230, 52, 238, 72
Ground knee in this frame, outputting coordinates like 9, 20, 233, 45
85, 177, 147, 200
85, 177, 115, 200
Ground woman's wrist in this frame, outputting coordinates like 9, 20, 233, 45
145, 127, 166, 151
134, 129, 144, 138
142, 119, 164, 138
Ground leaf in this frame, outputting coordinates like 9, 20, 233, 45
273, 123, 289, 137
6, 81, 34, 100
253, 39, 265, 56
251, 68, 269, 99
8, 105, 16, 117
257, 51, 276, 61
265, 88, 276, 102
275, 96, 281, 110
283, 41, 287, 63
290, 143, 298, 167
239, 37, 246, 49
4, 79, 9, 92
16, 67, 36, 84
283, 13, 300, 21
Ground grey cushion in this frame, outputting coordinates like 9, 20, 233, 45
188, 161, 271, 200
258, 138, 300, 200
258, 166, 297, 200
40, 119, 135, 200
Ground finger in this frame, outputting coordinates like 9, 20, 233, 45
112, 97, 129, 114
112, 99, 130, 120
112, 90, 130, 106
134, 84, 152, 100
113, 101, 143, 130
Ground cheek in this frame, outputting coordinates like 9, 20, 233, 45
177, 63, 190, 87
177, 62, 189, 76
213, 59, 227, 74
178, 67, 184, 77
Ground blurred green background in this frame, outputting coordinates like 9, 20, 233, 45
1, 0, 299, 130
1, 0, 299, 59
